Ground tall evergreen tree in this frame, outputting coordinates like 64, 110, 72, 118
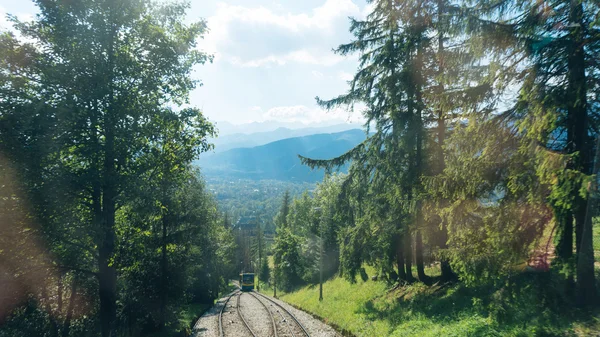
302, 0, 421, 281
303, 0, 499, 283
275, 190, 291, 228
253, 213, 265, 290
475, 0, 600, 304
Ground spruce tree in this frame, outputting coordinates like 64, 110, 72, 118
482, 0, 600, 304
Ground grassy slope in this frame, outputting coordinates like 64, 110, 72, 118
263, 264, 600, 337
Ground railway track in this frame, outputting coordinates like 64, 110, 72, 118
218, 291, 257, 337
218, 292, 231, 336
245, 291, 278, 337
236, 292, 258, 337
217, 287, 310, 337
218, 291, 236, 337
252, 291, 310, 337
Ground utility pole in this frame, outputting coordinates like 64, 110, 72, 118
319, 234, 323, 301
273, 264, 277, 298
255, 213, 262, 292
313, 206, 324, 301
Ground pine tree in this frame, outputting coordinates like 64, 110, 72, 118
275, 190, 291, 228
482, 0, 600, 304
272, 190, 292, 293
302, 0, 499, 283
254, 213, 265, 290
302, 0, 415, 281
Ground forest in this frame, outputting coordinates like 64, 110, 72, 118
1, 0, 600, 336
0, 1, 236, 336
268, 0, 600, 329
206, 177, 314, 233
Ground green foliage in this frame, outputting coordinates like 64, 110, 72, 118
273, 228, 305, 291
502, 0, 600, 304
271, 174, 352, 288
259, 258, 270, 287
207, 177, 313, 233
275, 190, 291, 228
0, 0, 235, 336
424, 118, 551, 285
287, 191, 316, 235
300, 0, 599, 303
2, 0, 600, 335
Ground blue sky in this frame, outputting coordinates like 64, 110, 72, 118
0, 0, 370, 125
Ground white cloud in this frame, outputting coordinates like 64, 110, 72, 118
338, 71, 354, 81
311, 70, 324, 79
250, 106, 262, 111
210, 0, 358, 34
287, 50, 344, 66
199, 0, 360, 66
227, 49, 345, 68
263, 105, 364, 124
360, 2, 376, 19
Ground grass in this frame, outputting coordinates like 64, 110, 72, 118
262, 265, 600, 337
176, 303, 211, 331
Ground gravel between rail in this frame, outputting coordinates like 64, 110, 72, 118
193, 289, 341, 337
251, 291, 306, 337
239, 292, 275, 336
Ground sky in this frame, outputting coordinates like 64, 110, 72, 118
0, 0, 370, 126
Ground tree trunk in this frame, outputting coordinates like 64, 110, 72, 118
42, 281, 59, 337
575, 135, 599, 306
98, 226, 117, 337
99, 7, 119, 334
57, 275, 63, 320
436, 0, 456, 282
160, 205, 168, 329
396, 233, 406, 280
439, 222, 455, 281
576, 190, 597, 306
565, 0, 597, 306
62, 279, 77, 337
404, 232, 414, 280
555, 211, 575, 297
100, 88, 117, 337
414, 38, 426, 282
92, 176, 116, 337
415, 230, 426, 281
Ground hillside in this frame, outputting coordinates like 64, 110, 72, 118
259, 265, 600, 337
198, 129, 366, 182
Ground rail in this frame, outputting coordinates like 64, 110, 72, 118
253, 291, 310, 337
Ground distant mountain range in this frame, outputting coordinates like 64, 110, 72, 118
209, 123, 363, 153
197, 129, 366, 182
212, 120, 362, 136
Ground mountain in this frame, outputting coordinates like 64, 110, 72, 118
209, 124, 363, 153
212, 120, 362, 136
197, 129, 366, 182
